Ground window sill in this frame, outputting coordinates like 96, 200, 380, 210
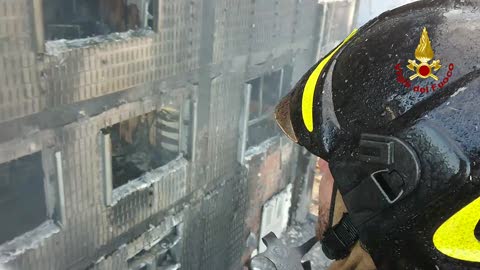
45, 29, 155, 57
245, 136, 280, 160
0, 220, 60, 264
248, 111, 274, 127
109, 155, 187, 207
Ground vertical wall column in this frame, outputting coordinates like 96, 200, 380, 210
193, 0, 216, 187
197, 0, 216, 123
31, 0, 45, 53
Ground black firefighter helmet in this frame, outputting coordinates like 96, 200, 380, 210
275, 0, 480, 269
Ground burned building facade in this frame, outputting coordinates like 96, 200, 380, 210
0, 0, 356, 269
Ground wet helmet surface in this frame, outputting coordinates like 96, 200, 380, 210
275, 0, 480, 269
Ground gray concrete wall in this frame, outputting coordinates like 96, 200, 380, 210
0, 0, 320, 269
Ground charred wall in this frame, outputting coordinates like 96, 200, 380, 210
0, 0, 320, 269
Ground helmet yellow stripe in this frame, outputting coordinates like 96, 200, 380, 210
433, 196, 480, 262
302, 29, 358, 132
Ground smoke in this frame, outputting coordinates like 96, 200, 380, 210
0, 265, 10, 270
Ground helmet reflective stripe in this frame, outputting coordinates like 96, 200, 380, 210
433, 196, 480, 262
302, 29, 358, 132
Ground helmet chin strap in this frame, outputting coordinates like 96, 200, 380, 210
321, 191, 377, 270
319, 131, 423, 261
321, 213, 359, 260
320, 186, 359, 260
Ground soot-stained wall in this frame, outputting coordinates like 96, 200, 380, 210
0, 0, 320, 269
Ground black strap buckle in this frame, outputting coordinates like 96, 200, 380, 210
358, 134, 420, 204
321, 213, 358, 260
343, 134, 421, 226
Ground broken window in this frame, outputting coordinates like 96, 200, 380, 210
127, 226, 182, 270
0, 152, 47, 245
281, 65, 294, 97
262, 71, 282, 114
102, 107, 182, 190
246, 70, 283, 148
43, 0, 156, 40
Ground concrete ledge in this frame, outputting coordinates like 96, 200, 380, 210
0, 221, 60, 264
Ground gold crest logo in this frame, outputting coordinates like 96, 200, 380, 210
407, 27, 441, 80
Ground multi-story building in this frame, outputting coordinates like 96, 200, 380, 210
0, 0, 357, 269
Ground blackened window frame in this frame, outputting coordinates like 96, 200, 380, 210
34, 0, 161, 52
101, 99, 193, 206
245, 69, 284, 149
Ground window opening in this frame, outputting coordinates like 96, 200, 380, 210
43, 0, 155, 40
262, 70, 282, 114
246, 70, 284, 148
0, 152, 47, 245
102, 107, 181, 190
